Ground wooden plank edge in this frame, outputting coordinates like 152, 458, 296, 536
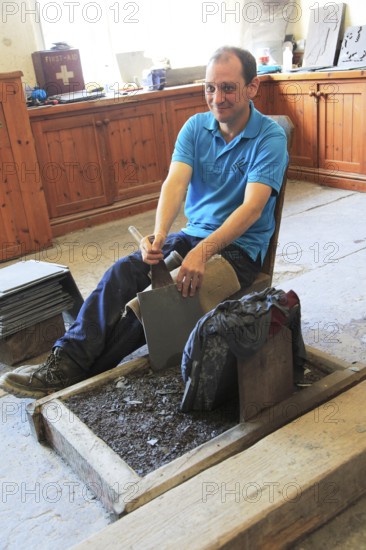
288, 165, 366, 192
26, 356, 150, 441
71, 382, 366, 549
41, 399, 140, 518
305, 344, 360, 373
50, 198, 159, 238
258, 453, 366, 550
50, 191, 160, 226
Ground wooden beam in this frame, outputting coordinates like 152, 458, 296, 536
41, 400, 140, 517
305, 345, 357, 373
73, 381, 366, 549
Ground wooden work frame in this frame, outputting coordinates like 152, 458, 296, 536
26, 345, 366, 519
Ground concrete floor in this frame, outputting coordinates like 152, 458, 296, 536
0, 179, 365, 549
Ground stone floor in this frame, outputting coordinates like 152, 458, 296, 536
0, 179, 365, 549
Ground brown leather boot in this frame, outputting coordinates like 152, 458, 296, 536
0, 347, 86, 398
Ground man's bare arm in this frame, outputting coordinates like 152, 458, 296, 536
140, 161, 192, 263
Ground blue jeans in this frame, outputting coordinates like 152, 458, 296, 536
55, 232, 260, 374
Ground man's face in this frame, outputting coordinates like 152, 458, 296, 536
205, 54, 258, 126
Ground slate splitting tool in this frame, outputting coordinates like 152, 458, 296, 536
128, 226, 204, 371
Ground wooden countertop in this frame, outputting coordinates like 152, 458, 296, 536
27, 83, 206, 120
0, 70, 24, 80
258, 69, 366, 82
27, 69, 366, 120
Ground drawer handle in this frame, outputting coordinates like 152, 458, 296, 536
95, 120, 103, 127
103, 118, 110, 125
308, 90, 326, 99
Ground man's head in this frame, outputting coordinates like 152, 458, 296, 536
207, 46, 257, 85
205, 46, 260, 133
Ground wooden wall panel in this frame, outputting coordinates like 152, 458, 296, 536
0, 72, 52, 261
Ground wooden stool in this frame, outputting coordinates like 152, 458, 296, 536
237, 325, 294, 421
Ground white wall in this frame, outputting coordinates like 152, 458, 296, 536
0, 0, 43, 85
1, 0, 366, 86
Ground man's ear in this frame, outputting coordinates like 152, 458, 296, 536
246, 76, 260, 99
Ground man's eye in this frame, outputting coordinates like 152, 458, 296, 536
205, 85, 215, 94
222, 84, 236, 93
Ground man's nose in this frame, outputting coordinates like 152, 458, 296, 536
212, 89, 225, 104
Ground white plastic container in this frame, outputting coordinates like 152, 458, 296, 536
282, 46, 293, 72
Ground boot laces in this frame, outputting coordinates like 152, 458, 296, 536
30, 350, 66, 385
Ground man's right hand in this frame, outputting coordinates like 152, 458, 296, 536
140, 233, 165, 264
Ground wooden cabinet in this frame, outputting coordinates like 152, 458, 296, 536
0, 72, 52, 262
26, 73, 366, 239
258, 72, 366, 191
32, 100, 168, 221
29, 85, 207, 236
30, 96, 170, 235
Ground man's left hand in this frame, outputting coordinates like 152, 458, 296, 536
176, 247, 205, 297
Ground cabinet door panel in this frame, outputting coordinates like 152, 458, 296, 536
106, 104, 167, 201
166, 93, 208, 154
32, 115, 110, 218
318, 82, 366, 175
254, 82, 274, 114
272, 81, 318, 168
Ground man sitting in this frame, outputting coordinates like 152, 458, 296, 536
0, 46, 288, 398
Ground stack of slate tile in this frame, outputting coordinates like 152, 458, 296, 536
0, 260, 83, 364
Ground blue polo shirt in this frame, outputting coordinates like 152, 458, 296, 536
171, 102, 288, 263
